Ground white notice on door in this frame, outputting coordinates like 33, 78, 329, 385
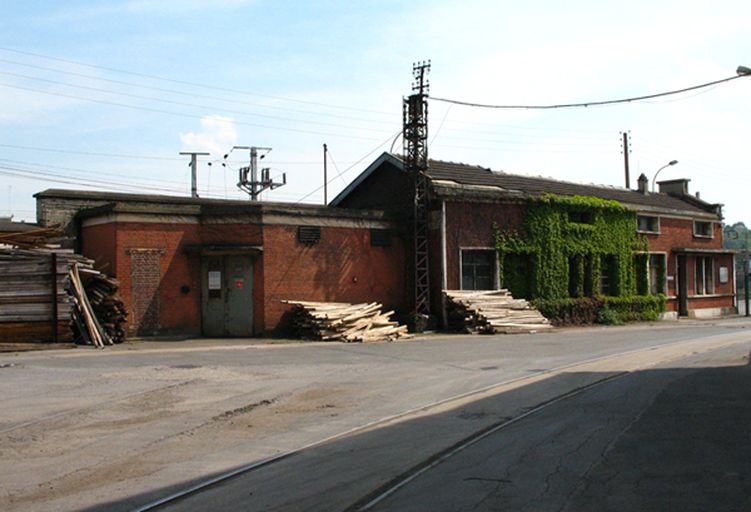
208, 271, 222, 290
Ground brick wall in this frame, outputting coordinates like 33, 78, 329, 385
262, 224, 408, 332
443, 201, 526, 290
82, 222, 203, 336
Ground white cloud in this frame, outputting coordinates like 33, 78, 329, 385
179, 115, 238, 156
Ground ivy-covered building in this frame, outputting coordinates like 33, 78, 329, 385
332, 152, 736, 321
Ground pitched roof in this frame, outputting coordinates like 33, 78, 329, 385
333, 152, 722, 218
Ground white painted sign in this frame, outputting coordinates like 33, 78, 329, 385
208, 271, 222, 290
719, 266, 729, 284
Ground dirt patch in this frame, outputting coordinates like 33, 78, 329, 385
212, 399, 276, 421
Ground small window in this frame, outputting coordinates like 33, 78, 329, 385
600, 255, 616, 296
694, 221, 713, 238
648, 254, 667, 294
297, 226, 321, 245
637, 215, 660, 233
568, 210, 593, 224
462, 250, 495, 290
370, 229, 391, 247
695, 256, 714, 295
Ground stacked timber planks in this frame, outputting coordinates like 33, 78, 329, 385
282, 300, 410, 342
0, 248, 80, 343
0, 248, 128, 346
444, 289, 552, 334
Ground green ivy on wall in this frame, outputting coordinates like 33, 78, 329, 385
495, 194, 649, 301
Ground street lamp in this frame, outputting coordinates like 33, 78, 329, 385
651, 160, 679, 193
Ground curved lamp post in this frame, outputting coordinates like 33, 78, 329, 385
651, 160, 679, 192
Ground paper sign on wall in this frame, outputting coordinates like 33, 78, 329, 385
719, 267, 729, 284
208, 271, 222, 290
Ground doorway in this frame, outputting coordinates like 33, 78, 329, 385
677, 255, 689, 316
201, 255, 254, 337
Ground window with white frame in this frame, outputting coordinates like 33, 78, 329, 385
461, 250, 495, 290
693, 221, 713, 238
694, 256, 714, 295
637, 215, 660, 234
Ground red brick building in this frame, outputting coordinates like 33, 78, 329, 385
35, 152, 734, 338
332, 153, 736, 320
36, 190, 407, 336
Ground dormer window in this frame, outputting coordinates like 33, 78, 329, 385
637, 215, 660, 234
693, 221, 713, 238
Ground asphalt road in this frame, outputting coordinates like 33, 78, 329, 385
1, 318, 750, 511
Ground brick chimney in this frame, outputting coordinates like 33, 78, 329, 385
658, 178, 690, 197
637, 173, 649, 194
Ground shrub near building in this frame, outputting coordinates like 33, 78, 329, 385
495, 194, 665, 325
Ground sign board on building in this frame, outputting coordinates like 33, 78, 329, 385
208, 271, 222, 290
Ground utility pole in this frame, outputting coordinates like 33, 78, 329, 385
404, 61, 431, 325
323, 143, 328, 205
179, 152, 209, 198
234, 146, 286, 200
621, 131, 631, 189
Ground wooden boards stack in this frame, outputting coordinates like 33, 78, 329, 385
81, 271, 127, 344
0, 247, 128, 346
444, 289, 552, 334
282, 300, 410, 342
0, 248, 80, 343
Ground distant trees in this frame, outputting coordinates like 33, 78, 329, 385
724, 222, 749, 294
724, 222, 749, 251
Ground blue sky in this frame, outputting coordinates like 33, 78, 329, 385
1, 0, 750, 225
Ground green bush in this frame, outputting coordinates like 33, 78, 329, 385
533, 295, 665, 326
533, 297, 602, 326
603, 295, 666, 322
596, 306, 623, 325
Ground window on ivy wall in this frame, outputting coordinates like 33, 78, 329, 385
503, 252, 532, 299
695, 256, 714, 295
462, 250, 495, 290
600, 255, 616, 296
568, 210, 593, 224
649, 254, 667, 294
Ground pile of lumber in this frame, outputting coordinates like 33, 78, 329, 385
68, 263, 128, 347
444, 289, 552, 334
0, 248, 81, 343
81, 271, 127, 344
0, 247, 127, 346
0, 226, 64, 249
282, 300, 410, 342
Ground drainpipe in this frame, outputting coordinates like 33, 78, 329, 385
441, 200, 448, 328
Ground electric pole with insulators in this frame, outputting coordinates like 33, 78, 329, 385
404, 61, 431, 327
180, 151, 209, 198
234, 146, 286, 201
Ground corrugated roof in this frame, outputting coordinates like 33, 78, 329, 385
426, 159, 720, 216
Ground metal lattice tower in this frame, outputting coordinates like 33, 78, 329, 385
403, 61, 431, 317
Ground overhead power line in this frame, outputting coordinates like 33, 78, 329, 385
0, 143, 183, 161
0, 82, 393, 142
0, 47, 393, 116
0, 70, 395, 134
0, 57, 395, 125
431, 71, 750, 110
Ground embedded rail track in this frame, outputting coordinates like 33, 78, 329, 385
131, 333, 749, 512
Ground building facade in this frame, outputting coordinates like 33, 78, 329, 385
35, 153, 734, 338
36, 190, 407, 337
332, 153, 735, 320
